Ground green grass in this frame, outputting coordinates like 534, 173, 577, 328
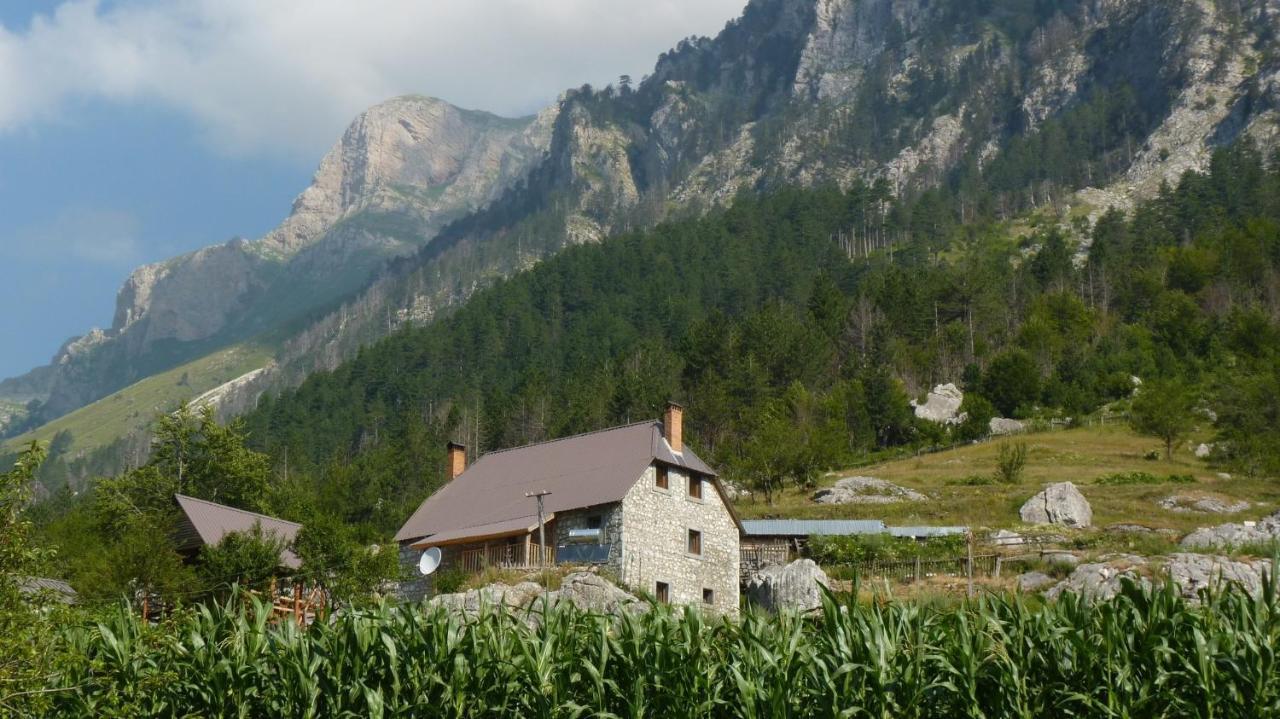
4, 343, 273, 455
734, 425, 1280, 534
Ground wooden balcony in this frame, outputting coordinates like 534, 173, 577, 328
459, 541, 556, 573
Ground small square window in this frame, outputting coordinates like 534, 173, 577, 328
688, 475, 702, 500
587, 515, 602, 530
687, 529, 702, 556
655, 581, 670, 603
655, 466, 669, 490
702, 588, 714, 605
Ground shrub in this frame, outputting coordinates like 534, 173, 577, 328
1094, 471, 1196, 486
994, 441, 1028, 484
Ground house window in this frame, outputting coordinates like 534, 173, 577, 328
703, 588, 714, 605
688, 474, 702, 500
687, 529, 702, 556
656, 465, 669, 490
587, 515, 602, 530
655, 581, 670, 603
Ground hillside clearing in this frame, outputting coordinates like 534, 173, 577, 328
733, 425, 1280, 534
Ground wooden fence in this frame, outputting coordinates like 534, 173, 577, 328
460, 542, 555, 573
740, 545, 792, 575
841, 554, 999, 584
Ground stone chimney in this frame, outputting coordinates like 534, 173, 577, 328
447, 442, 467, 480
663, 402, 683, 453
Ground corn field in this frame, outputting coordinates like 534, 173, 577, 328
42, 577, 1280, 718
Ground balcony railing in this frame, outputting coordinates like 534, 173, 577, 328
459, 542, 556, 573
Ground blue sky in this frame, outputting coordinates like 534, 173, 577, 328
0, 0, 745, 379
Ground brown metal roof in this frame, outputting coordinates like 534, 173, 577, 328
173, 494, 303, 569
396, 420, 718, 544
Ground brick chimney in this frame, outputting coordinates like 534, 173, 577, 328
446, 442, 467, 480
663, 402, 683, 453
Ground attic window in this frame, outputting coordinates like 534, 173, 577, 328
656, 466, 669, 490
655, 581, 670, 603
687, 529, 702, 556
688, 474, 703, 500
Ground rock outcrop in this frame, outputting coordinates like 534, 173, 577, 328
429, 572, 645, 617
813, 477, 927, 505
911, 383, 965, 424
744, 559, 831, 613
1180, 511, 1280, 551
1044, 555, 1149, 602
1043, 553, 1274, 603
1157, 494, 1250, 515
1020, 482, 1093, 528
989, 417, 1026, 436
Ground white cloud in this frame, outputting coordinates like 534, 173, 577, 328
5, 207, 141, 266
0, 0, 746, 159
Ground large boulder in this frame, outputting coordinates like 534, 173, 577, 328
1044, 555, 1149, 601
1165, 553, 1273, 601
744, 559, 831, 613
1017, 571, 1057, 593
912, 383, 965, 424
1180, 510, 1280, 550
547, 572, 646, 615
429, 581, 545, 615
813, 476, 927, 505
1020, 482, 1092, 528
989, 417, 1026, 436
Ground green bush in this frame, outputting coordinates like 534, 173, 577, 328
809, 533, 967, 564
430, 568, 469, 595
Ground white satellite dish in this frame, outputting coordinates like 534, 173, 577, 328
418, 547, 442, 576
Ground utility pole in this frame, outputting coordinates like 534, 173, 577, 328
526, 490, 552, 566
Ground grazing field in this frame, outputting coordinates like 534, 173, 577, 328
735, 425, 1280, 534
3, 343, 272, 456
37, 580, 1280, 718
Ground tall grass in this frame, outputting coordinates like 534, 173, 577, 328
47, 575, 1280, 718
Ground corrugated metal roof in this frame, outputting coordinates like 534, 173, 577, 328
174, 494, 302, 569
741, 519, 888, 536
19, 577, 77, 604
889, 526, 968, 538
397, 420, 720, 544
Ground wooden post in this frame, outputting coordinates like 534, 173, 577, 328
141, 593, 149, 623
293, 581, 302, 627
914, 556, 922, 583
966, 531, 975, 599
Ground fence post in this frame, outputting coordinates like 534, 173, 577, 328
965, 532, 975, 598
914, 557, 921, 583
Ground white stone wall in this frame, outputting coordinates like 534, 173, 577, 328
618, 464, 740, 616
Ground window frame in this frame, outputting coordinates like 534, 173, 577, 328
655, 581, 670, 603
702, 588, 714, 605
687, 528, 702, 556
655, 465, 669, 491
688, 473, 703, 500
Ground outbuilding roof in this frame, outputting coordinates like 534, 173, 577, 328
173, 494, 302, 569
741, 519, 888, 537
396, 420, 720, 545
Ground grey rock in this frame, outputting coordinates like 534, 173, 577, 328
1044, 555, 1150, 601
546, 572, 646, 615
1165, 553, 1273, 601
1158, 494, 1249, 514
429, 580, 545, 616
912, 383, 965, 424
1041, 550, 1081, 567
1180, 511, 1280, 551
1106, 524, 1180, 537
990, 529, 1024, 546
1194, 443, 1213, 459
813, 476, 927, 505
989, 417, 1026, 436
1017, 571, 1056, 593
1020, 482, 1093, 528
744, 559, 831, 613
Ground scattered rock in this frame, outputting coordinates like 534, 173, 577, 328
1158, 494, 1249, 514
1165, 553, 1273, 601
744, 559, 831, 613
547, 572, 646, 614
1217, 473, 1232, 480
429, 581, 545, 615
1019, 482, 1093, 528
1017, 571, 1057, 592
988, 417, 1026, 436
1180, 511, 1280, 551
1044, 555, 1149, 601
813, 477, 927, 505
1106, 523, 1180, 537
720, 479, 747, 501
1041, 550, 1081, 567
1194, 443, 1213, 459
990, 529, 1025, 546
912, 383, 966, 424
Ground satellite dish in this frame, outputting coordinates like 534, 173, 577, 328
418, 547, 442, 576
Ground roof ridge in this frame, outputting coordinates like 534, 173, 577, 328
478, 419, 658, 458
174, 493, 301, 528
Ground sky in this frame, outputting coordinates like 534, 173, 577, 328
0, 0, 746, 379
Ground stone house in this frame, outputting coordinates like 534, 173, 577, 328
394, 404, 742, 614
